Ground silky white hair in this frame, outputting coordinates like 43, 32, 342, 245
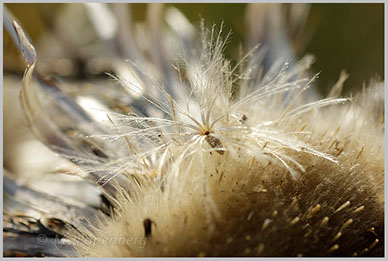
67, 24, 383, 258
7, 4, 384, 257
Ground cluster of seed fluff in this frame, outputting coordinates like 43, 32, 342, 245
10, 2, 383, 253
60, 25, 384, 257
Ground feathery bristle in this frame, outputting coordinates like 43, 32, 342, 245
4, 3, 384, 257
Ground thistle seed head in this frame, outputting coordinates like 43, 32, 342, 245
4, 4, 384, 257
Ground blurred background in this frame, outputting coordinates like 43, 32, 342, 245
4, 3, 384, 94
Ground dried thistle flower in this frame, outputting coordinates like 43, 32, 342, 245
3, 4, 384, 257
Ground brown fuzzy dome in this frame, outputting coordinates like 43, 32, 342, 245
69, 83, 384, 257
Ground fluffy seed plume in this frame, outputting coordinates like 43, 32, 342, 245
3, 3, 384, 257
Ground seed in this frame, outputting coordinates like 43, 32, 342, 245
143, 218, 153, 237
205, 135, 224, 155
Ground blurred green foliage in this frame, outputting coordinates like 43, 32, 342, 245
4, 3, 384, 95
306, 4, 384, 94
